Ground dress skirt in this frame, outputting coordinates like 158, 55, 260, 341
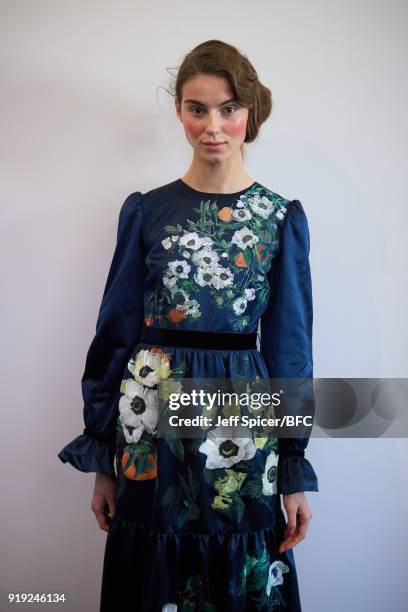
99, 339, 302, 612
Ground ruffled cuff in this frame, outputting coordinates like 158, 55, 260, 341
277, 451, 319, 495
58, 429, 116, 480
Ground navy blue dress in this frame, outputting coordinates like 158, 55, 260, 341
58, 178, 319, 612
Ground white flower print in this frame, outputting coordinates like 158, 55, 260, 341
236, 195, 247, 208
171, 235, 178, 242
191, 247, 220, 268
170, 287, 193, 310
201, 236, 214, 247
161, 237, 172, 250
211, 267, 234, 289
232, 296, 248, 315
173, 289, 200, 316
190, 306, 201, 319
195, 267, 215, 287
199, 426, 257, 469
119, 379, 159, 443
244, 288, 256, 301
162, 605, 177, 612
129, 349, 171, 387
168, 259, 191, 278
181, 250, 191, 258
232, 207, 252, 221
120, 420, 144, 444
179, 231, 204, 250
178, 298, 200, 318
247, 194, 274, 220
231, 227, 259, 249
261, 450, 278, 495
266, 560, 290, 595
163, 272, 178, 288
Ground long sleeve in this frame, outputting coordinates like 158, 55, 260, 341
260, 199, 319, 495
58, 191, 146, 479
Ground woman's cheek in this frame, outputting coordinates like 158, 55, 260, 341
226, 117, 247, 139
183, 120, 202, 139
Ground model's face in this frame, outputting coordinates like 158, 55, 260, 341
175, 74, 249, 161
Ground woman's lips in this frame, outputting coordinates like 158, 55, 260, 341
202, 142, 226, 148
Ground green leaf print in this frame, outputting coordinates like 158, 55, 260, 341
242, 247, 253, 267
165, 437, 185, 462
259, 285, 271, 305
184, 465, 200, 500
177, 574, 218, 611
179, 473, 193, 502
160, 483, 181, 510
160, 465, 200, 528
240, 544, 289, 610
240, 546, 269, 606
163, 224, 179, 234
233, 316, 250, 332
186, 439, 204, 456
267, 587, 286, 609
176, 502, 200, 528
205, 467, 250, 525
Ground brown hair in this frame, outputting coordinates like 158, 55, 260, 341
166, 40, 272, 159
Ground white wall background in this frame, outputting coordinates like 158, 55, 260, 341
1, 0, 407, 610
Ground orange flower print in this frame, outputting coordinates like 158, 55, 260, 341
218, 207, 233, 222
234, 252, 247, 268
167, 308, 187, 324
144, 314, 154, 326
149, 346, 171, 362
121, 450, 157, 480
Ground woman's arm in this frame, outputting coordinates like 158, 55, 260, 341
260, 198, 319, 495
58, 191, 146, 482
260, 198, 318, 551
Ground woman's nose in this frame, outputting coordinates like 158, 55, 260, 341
205, 111, 222, 134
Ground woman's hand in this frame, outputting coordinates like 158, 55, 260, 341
91, 473, 117, 532
278, 492, 313, 554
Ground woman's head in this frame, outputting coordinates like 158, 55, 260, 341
172, 40, 272, 162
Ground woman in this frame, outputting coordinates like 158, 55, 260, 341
58, 39, 319, 611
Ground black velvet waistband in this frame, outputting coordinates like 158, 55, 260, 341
140, 325, 258, 350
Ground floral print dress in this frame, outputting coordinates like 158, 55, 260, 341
58, 178, 319, 612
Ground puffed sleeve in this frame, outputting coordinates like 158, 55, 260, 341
58, 191, 146, 479
260, 199, 319, 495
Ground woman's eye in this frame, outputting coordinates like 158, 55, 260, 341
223, 106, 238, 114
189, 106, 239, 116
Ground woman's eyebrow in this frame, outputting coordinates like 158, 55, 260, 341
183, 98, 238, 106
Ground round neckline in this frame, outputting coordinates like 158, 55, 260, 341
177, 178, 258, 197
